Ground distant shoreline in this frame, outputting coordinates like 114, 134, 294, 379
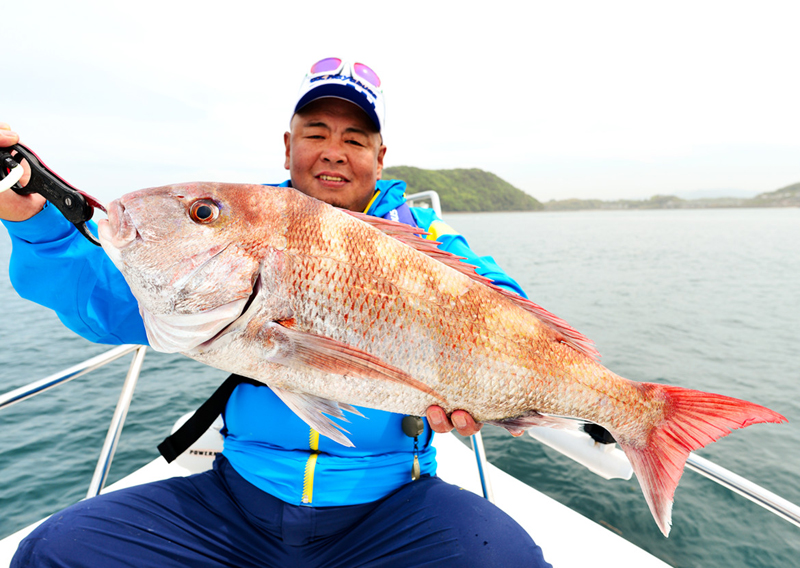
385, 165, 800, 213
440, 205, 799, 214
539, 193, 800, 211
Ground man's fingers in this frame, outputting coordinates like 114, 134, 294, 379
426, 406, 452, 433
0, 125, 20, 145
425, 407, 484, 436
450, 410, 483, 437
0, 129, 42, 220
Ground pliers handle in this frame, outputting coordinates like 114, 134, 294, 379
0, 143, 104, 246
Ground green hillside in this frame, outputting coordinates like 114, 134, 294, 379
381, 166, 799, 211
382, 166, 543, 212
749, 181, 800, 207
544, 182, 800, 210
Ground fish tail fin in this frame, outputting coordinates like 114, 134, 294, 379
615, 384, 786, 537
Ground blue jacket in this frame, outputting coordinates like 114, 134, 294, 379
2, 179, 526, 506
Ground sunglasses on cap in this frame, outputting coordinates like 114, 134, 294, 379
308, 58, 382, 91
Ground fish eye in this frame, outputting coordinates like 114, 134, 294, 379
189, 199, 219, 224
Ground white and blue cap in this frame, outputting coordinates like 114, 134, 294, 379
293, 58, 385, 135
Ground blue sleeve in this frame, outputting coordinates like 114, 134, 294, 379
2, 203, 148, 345
410, 207, 528, 298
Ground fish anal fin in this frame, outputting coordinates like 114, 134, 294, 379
486, 412, 585, 435
263, 322, 444, 402
342, 209, 600, 362
615, 384, 787, 537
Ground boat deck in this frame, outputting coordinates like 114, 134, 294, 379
0, 432, 671, 567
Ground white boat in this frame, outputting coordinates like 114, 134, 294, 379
0, 343, 673, 568
2, 194, 798, 566
3, 343, 799, 566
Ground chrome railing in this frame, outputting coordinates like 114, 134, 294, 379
686, 453, 800, 529
470, 431, 495, 502
0, 344, 141, 409
405, 191, 443, 217
0, 345, 147, 497
86, 347, 147, 497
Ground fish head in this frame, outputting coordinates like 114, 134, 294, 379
98, 182, 286, 353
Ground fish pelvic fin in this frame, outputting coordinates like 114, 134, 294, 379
270, 387, 364, 447
615, 384, 787, 537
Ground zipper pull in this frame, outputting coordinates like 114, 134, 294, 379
402, 415, 424, 481
412, 449, 421, 481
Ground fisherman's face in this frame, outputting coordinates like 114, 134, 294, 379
284, 98, 386, 212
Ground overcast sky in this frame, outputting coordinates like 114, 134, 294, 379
3, 0, 799, 204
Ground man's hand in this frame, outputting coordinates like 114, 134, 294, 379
426, 406, 483, 437
1, 124, 44, 222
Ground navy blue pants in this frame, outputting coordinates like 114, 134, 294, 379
14, 456, 551, 567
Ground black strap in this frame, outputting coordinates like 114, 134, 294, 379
158, 374, 262, 463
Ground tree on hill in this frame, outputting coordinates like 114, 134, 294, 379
382, 166, 543, 212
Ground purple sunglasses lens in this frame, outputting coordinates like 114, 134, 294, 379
354, 62, 381, 88
310, 57, 342, 74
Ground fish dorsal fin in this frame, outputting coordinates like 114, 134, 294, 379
493, 290, 601, 361
343, 210, 601, 362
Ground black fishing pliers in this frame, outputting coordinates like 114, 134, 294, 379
0, 143, 104, 246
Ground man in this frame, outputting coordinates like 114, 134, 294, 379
1, 59, 551, 567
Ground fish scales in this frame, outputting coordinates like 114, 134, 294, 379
269, 195, 546, 417
98, 181, 786, 536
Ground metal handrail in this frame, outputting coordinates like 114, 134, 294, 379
470, 431, 495, 502
405, 191, 443, 216
0, 344, 141, 409
686, 453, 800, 529
0, 344, 147, 496
87, 346, 147, 497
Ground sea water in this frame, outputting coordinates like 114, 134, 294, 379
1, 208, 798, 567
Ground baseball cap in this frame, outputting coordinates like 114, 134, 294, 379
293, 58, 385, 135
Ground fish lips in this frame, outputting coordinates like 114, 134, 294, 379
98, 199, 138, 258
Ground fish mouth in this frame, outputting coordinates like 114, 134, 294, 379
98, 199, 138, 251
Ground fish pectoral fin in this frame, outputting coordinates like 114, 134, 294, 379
270, 387, 360, 447
262, 322, 444, 402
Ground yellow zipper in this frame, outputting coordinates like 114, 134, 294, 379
301, 428, 320, 504
362, 190, 381, 214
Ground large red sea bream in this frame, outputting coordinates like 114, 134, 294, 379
98, 182, 787, 536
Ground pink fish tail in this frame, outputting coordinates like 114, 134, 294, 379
616, 384, 786, 537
